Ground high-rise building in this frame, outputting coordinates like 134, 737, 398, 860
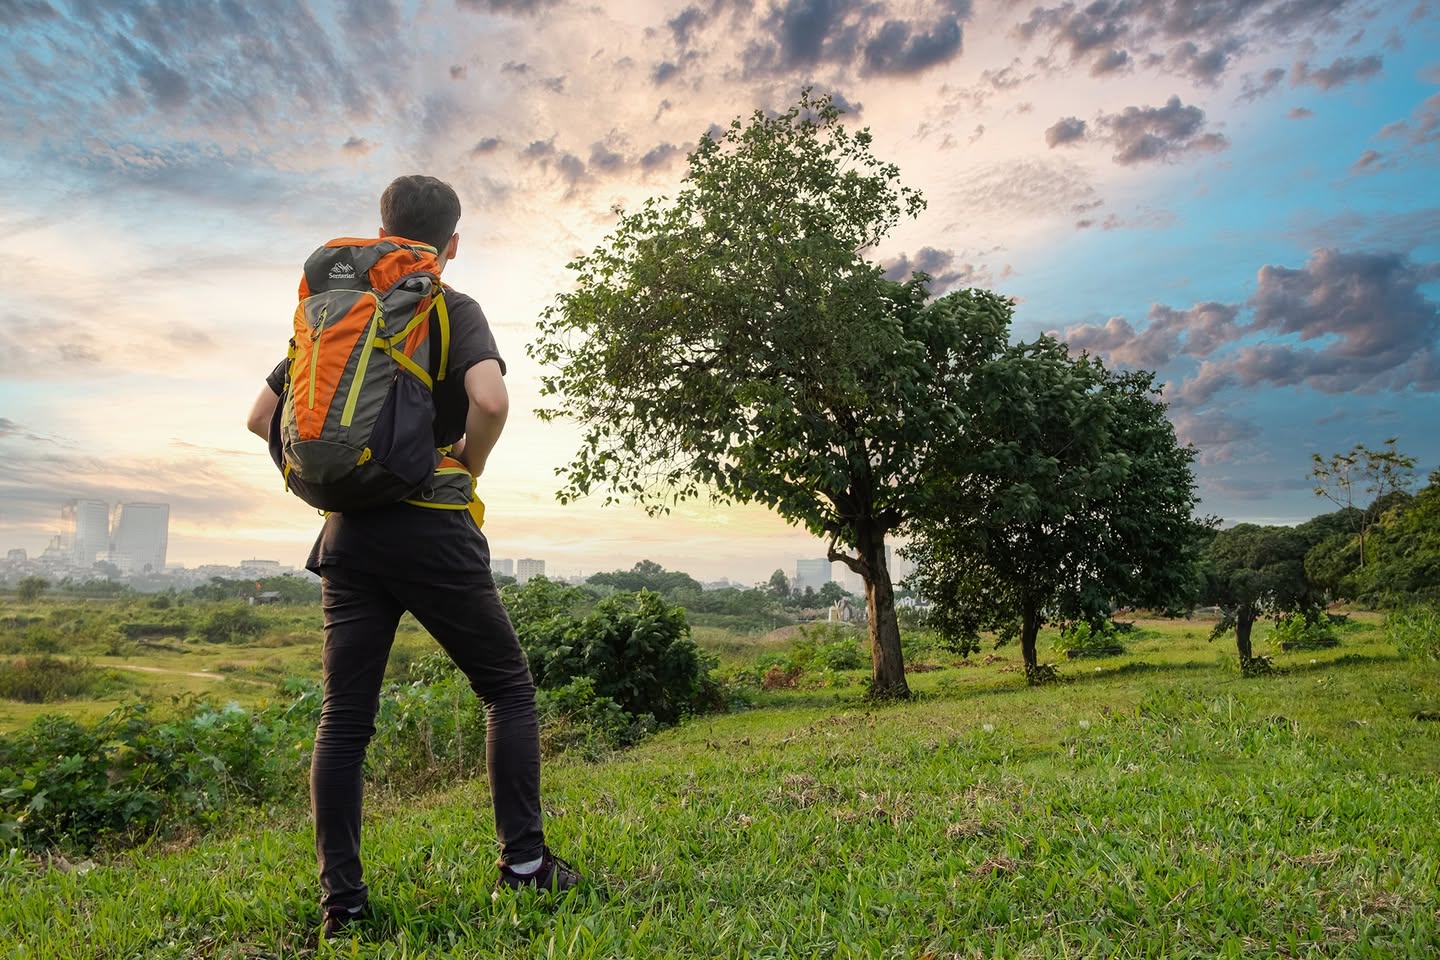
492, 558, 515, 577
516, 558, 545, 583
110, 502, 169, 574
794, 558, 832, 595
62, 499, 110, 566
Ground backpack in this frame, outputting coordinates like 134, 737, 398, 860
268, 236, 468, 514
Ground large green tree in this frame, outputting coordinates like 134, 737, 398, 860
906, 337, 1207, 680
531, 93, 1010, 698
1203, 524, 1322, 662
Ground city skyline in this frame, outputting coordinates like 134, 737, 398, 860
1, 2, 1436, 585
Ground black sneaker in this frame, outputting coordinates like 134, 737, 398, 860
496, 847, 581, 893
320, 903, 368, 940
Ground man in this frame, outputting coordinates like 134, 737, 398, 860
246, 175, 578, 939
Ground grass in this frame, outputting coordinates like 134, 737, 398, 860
1, 612, 1437, 957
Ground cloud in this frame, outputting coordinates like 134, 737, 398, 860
1289, 107, 1314, 119
862, 18, 964, 76
1350, 148, 1384, 174
741, 0, 969, 78
1044, 116, 1087, 147
882, 247, 994, 294
639, 142, 682, 170
341, 136, 374, 155
1014, 0, 1361, 86
1170, 411, 1261, 463
470, 136, 503, 156
1238, 67, 1286, 102
1061, 301, 1240, 369
1177, 248, 1440, 404
949, 157, 1100, 224
455, 0, 563, 13
1379, 91, 1440, 146
1291, 54, 1383, 90
1094, 96, 1228, 165
1060, 247, 1440, 419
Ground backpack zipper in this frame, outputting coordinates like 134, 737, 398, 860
307, 305, 327, 409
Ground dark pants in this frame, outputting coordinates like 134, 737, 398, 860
312, 565, 545, 909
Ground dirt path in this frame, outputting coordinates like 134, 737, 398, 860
111, 664, 264, 685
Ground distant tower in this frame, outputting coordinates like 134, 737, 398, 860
110, 502, 170, 574
515, 558, 545, 584
62, 499, 110, 566
492, 558, 515, 578
794, 558, 832, 595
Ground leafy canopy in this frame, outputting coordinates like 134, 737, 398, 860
530, 91, 1010, 555
907, 337, 1207, 656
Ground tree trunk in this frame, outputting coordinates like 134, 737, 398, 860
1235, 607, 1255, 662
860, 531, 910, 700
1020, 601, 1040, 673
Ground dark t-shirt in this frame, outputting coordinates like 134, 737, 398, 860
266, 288, 504, 579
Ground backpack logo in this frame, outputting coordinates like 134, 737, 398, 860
328, 261, 356, 280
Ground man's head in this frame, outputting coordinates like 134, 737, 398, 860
379, 175, 461, 268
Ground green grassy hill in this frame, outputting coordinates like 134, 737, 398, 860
3, 615, 1438, 958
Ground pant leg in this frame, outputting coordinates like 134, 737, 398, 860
392, 572, 545, 865
313, 567, 404, 909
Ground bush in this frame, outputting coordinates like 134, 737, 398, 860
536, 677, 655, 760
1052, 621, 1126, 658
0, 656, 122, 703
0, 694, 319, 851
1388, 605, 1440, 662
1271, 611, 1339, 651
519, 591, 715, 724
788, 624, 865, 671
200, 606, 266, 644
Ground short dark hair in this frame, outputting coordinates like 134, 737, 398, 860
380, 175, 461, 250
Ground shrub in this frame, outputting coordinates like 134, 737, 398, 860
536, 677, 655, 760
519, 591, 715, 724
788, 624, 865, 671
199, 606, 266, 644
1051, 621, 1126, 658
1270, 611, 1339, 651
0, 656, 122, 703
1388, 605, 1440, 662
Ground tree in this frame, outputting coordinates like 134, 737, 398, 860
588, 560, 702, 597
531, 92, 1011, 698
16, 576, 48, 602
1311, 438, 1418, 570
1359, 469, 1440, 604
766, 570, 791, 600
906, 338, 1207, 680
817, 581, 849, 606
1203, 524, 1321, 662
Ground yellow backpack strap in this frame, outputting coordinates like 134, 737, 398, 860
434, 290, 450, 382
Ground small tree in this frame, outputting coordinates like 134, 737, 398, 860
531, 91, 1011, 699
1203, 524, 1321, 663
16, 576, 49, 602
907, 338, 1207, 680
1311, 438, 1417, 569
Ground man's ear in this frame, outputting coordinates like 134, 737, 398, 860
446, 233, 460, 261
378, 226, 386, 238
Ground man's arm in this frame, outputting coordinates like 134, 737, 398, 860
457, 358, 508, 476
247, 385, 279, 439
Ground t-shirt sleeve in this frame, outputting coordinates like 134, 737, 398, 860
445, 292, 506, 379
265, 360, 287, 395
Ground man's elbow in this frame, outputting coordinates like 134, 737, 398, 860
470, 392, 509, 420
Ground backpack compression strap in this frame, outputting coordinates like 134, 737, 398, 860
376, 290, 450, 389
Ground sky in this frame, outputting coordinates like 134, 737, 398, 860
0, 0, 1437, 585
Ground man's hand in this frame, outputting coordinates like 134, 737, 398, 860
459, 359, 508, 476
